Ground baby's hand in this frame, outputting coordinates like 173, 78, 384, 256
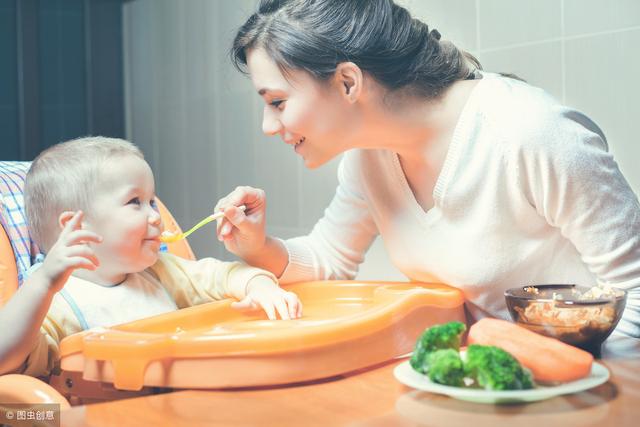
231, 276, 302, 320
40, 211, 102, 293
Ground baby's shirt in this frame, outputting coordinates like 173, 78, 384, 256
18, 252, 277, 377
57, 270, 178, 330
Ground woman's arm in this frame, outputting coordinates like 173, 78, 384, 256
242, 236, 289, 278
520, 109, 640, 337
216, 153, 379, 283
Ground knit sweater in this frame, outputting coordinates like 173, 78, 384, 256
279, 73, 640, 338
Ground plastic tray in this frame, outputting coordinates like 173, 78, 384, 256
58, 281, 465, 391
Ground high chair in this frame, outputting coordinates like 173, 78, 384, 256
0, 161, 195, 407
0, 161, 467, 410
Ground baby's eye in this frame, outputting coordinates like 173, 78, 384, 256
150, 198, 158, 209
127, 197, 141, 205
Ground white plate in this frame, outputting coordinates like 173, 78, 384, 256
394, 358, 610, 404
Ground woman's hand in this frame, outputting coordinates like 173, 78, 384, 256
39, 211, 102, 293
214, 186, 268, 259
231, 276, 302, 320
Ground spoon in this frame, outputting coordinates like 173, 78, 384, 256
160, 205, 246, 243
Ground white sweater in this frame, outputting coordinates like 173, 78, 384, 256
279, 73, 640, 338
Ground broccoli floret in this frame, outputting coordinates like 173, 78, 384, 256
410, 321, 466, 374
464, 344, 534, 390
426, 349, 466, 386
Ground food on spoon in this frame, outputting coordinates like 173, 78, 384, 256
160, 230, 179, 243
468, 318, 593, 383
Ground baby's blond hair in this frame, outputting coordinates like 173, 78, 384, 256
25, 136, 144, 252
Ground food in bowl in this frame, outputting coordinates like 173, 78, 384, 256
505, 284, 627, 356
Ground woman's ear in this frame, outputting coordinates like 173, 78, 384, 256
335, 62, 363, 103
58, 211, 77, 230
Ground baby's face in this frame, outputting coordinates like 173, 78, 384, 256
83, 155, 163, 276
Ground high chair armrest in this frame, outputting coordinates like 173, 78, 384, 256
0, 374, 71, 409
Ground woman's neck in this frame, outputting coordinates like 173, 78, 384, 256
362, 79, 480, 168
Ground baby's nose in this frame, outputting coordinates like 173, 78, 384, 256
148, 212, 161, 226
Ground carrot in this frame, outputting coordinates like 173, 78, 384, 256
467, 318, 593, 383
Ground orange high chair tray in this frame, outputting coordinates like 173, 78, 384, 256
59, 281, 465, 391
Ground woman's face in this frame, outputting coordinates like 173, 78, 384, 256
247, 48, 359, 169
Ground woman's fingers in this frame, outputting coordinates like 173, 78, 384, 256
214, 186, 267, 243
221, 205, 249, 234
226, 186, 265, 211
215, 187, 265, 219
215, 186, 262, 212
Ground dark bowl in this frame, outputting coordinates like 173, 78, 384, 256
504, 284, 627, 357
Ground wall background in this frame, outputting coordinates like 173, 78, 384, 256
0, 0, 127, 161
123, 0, 640, 280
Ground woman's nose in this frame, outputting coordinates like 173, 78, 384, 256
262, 107, 282, 136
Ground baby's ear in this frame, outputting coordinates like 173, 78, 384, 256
58, 211, 77, 230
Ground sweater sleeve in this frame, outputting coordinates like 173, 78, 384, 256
279, 153, 379, 283
148, 253, 278, 307
515, 108, 640, 337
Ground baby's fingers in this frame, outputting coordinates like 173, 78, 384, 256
257, 299, 277, 320
66, 245, 100, 268
66, 256, 99, 271
66, 229, 103, 246
285, 292, 302, 319
231, 296, 259, 311
274, 298, 291, 320
60, 211, 84, 236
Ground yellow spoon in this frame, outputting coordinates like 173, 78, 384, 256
160, 205, 246, 243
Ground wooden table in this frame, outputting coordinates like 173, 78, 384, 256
61, 336, 640, 427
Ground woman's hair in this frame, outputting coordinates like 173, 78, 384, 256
25, 136, 144, 251
232, 0, 482, 99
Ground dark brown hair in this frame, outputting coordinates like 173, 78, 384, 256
232, 0, 482, 99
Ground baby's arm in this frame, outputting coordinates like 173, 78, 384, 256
0, 211, 101, 374
231, 275, 302, 320
149, 254, 302, 320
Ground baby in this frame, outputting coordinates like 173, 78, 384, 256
0, 136, 302, 377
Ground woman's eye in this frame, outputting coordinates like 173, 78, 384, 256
270, 100, 284, 109
127, 197, 141, 205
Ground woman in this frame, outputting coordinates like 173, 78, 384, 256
215, 0, 640, 337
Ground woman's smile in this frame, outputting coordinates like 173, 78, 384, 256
293, 136, 306, 153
